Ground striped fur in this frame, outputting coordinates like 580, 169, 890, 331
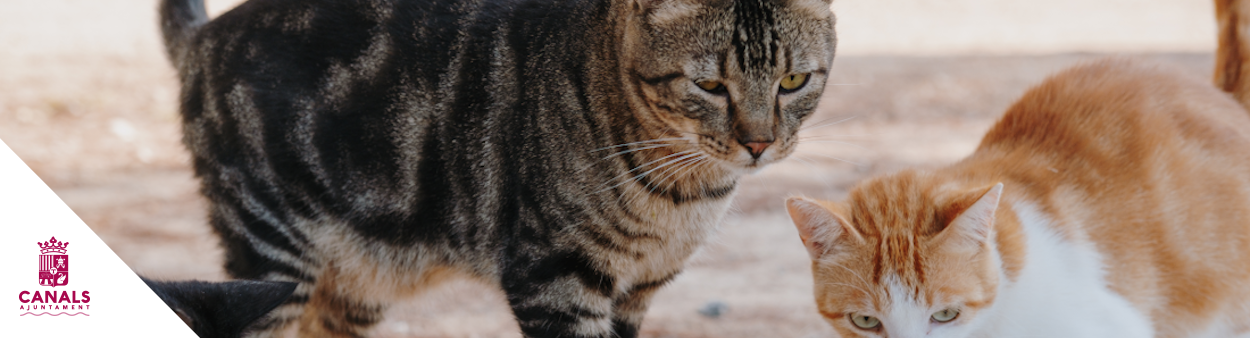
159, 0, 836, 337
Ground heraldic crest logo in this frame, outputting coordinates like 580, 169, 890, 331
17, 236, 90, 317
38, 237, 69, 287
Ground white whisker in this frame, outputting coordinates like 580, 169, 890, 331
589, 137, 688, 153
799, 115, 858, 132
574, 141, 696, 174
797, 134, 878, 142
798, 116, 852, 131
596, 150, 700, 193
621, 154, 706, 206
798, 134, 873, 141
650, 155, 707, 194
796, 140, 870, 151
593, 149, 697, 191
599, 143, 679, 160
802, 153, 865, 166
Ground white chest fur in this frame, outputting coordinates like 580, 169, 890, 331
969, 202, 1153, 338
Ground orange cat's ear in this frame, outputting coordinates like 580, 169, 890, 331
934, 183, 1003, 251
786, 197, 860, 260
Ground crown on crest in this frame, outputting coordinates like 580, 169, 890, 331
38, 237, 68, 255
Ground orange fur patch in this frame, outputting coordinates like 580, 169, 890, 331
793, 59, 1250, 336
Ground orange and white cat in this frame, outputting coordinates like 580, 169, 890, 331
785, 2, 1250, 337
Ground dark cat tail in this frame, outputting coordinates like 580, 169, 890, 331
143, 276, 298, 338
159, 0, 208, 68
1215, 0, 1250, 109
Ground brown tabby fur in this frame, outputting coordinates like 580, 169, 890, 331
158, 0, 836, 336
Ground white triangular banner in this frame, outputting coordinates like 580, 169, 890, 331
0, 139, 198, 337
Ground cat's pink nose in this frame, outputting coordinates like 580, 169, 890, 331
743, 141, 772, 158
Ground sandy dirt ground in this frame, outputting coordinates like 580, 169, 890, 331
0, 0, 1220, 337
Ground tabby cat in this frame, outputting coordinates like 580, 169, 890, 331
158, 0, 836, 336
785, 3, 1250, 337
143, 277, 298, 338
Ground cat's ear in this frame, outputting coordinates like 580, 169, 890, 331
935, 183, 1003, 251
786, 197, 861, 260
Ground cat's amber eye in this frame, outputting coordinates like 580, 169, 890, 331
696, 80, 727, 94
931, 309, 959, 322
779, 73, 809, 92
849, 313, 880, 329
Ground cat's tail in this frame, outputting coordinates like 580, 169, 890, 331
159, 0, 208, 68
1215, 0, 1250, 108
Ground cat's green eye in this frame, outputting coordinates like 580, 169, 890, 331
931, 309, 959, 322
779, 73, 809, 92
696, 80, 726, 93
849, 313, 880, 329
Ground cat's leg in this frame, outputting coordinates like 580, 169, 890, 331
209, 200, 320, 337
294, 262, 389, 338
609, 275, 676, 338
289, 242, 457, 338
502, 253, 619, 338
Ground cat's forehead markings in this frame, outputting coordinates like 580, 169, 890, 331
731, 0, 781, 73
871, 233, 926, 286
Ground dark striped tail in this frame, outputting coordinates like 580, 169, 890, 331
1216, 0, 1250, 109
159, 0, 208, 67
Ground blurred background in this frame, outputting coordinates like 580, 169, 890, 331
0, 0, 1218, 337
